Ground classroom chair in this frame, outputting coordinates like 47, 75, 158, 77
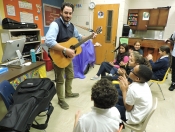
0, 80, 15, 110
149, 67, 170, 100
123, 97, 158, 132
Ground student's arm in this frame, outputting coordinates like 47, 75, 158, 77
118, 76, 134, 111
149, 59, 167, 70
74, 110, 81, 128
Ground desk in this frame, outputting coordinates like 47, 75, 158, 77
0, 61, 46, 86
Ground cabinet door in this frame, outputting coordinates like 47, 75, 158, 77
148, 9, 159, 26
137, 9, 150, 30
158, 8, 169, 26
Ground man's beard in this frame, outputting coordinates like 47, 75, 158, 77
61, 15, 70, 22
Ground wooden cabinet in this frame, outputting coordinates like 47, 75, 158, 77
158, 8, 169, 26
137, 9, 150, 30
148, 8, 169, 27
0, 29, 42, 61
148, 9, 159, 26
128, 8, 170, 30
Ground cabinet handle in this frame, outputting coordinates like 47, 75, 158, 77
145, 25, 147, 27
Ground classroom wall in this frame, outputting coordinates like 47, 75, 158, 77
42, 0, 63, 35
0, 0, 5, 63
65, 0, 126, 47
128, 0, 175, 39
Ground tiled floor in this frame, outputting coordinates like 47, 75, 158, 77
30, 65, 175, 132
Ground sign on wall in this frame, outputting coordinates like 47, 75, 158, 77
43, 4, 60, 27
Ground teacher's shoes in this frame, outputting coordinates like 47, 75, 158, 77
169, 83, 175, 91
65, 93, 79, 98
58, 100, 69, 110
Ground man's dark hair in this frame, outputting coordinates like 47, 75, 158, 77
91, 79, 118, 109
61, 2, 74, 12
137, 65, 153, 83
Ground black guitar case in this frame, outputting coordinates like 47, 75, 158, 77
2, 18, 37, 29
0, 78, 56, 132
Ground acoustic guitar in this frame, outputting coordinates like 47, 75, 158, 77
49, 27, 102, 68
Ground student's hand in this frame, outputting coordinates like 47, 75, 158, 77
118, 68, 126, 76
118, 75, 128, 92
65, 48, 75, 58
119, 61, 125, 66
109, 61, 114, 66
146, 54, 153, 60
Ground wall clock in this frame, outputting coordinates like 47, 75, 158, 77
89, 2, 95, 9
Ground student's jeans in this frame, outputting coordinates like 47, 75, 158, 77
53, 62, 74, 101
110, 67, 118, 75
172, 56, 175, 83
96, 62, 113, 76
115, 84, 127, 121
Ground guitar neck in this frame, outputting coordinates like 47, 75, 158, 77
74, 34, 93, 49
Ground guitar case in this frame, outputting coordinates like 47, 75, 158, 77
0, 78, 56, 132
2, 18, 37, 29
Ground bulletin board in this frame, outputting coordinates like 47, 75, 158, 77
43, 4, 60, 27
3, 0, 44, 36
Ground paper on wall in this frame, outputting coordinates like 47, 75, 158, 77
20, 12, 34, 23
6, 5, 16, 16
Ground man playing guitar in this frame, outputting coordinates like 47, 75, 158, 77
45, 2, 97, 110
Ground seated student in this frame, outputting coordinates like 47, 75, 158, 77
129, 41, 143, 55
106, 51, 151, 81
146, 45, 170, 81
116, 65, 153, 124
73, 79, 121, 132
91, 43, 129, 80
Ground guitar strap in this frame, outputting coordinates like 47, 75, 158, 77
74, 24, 94, 32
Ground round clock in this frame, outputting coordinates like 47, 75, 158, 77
89, 2, 95, 9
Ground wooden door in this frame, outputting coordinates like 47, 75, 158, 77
158, 8, 169, 26
93, 4, 119, 64
148, 9, 159, 26
137, 9, 150, 30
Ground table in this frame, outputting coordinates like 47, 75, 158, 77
0, 61, 46, 84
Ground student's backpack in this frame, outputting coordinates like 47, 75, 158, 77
0, 78, 56, 132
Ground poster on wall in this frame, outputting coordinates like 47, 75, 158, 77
142, 12, 149, 20
6, 5, 16, 16
43, 4, 60, 27
98, 11, 104, 18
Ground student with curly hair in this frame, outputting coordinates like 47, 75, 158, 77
73, 79, 121, 132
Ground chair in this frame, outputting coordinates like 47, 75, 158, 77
149, 67, 170, 100
0, 80, 15, 110
123, 97, 158, 132
112, 80, 119, 84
